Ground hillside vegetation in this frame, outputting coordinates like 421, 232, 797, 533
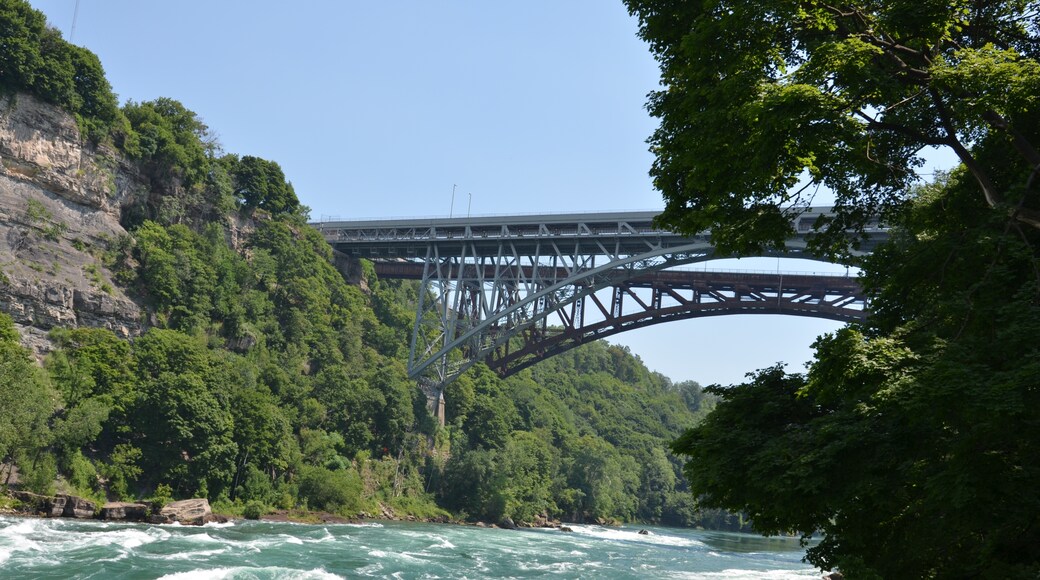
0, 0, 722, 527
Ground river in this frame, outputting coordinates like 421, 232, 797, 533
0, 515, 822, 578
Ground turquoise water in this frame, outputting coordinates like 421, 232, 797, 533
0, 515, 820, 578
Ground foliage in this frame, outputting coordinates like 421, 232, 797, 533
0, 313, 56, 484
625, 1, 1040, 573
437, 341, 720, 526
232, 155, 300, 215
297, 465, 364, 515
624, 0, 1040, 257
672, 169, 1040, 576
0, 7, 728, 531
243, 500, 266, 520
122, 98, 211, 189
0, 0, 120, 141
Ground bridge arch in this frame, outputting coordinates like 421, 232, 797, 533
316, 209, 880, 394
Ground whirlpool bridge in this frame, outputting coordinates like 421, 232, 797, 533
315, 208, 882, 410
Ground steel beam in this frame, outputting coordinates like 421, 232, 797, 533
314, 209, 880, 397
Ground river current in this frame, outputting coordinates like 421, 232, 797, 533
0, 515, 821, 578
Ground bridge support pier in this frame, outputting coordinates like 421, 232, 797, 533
418, 379, 446, 427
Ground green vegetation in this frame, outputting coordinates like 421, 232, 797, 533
0, 0, 726, 528
0, 0, 120, 142
625, 0, 1040, 258
627, 0, 1040, 576
436, 347, 718, 526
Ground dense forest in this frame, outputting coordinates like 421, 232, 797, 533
0, 0, 730, 529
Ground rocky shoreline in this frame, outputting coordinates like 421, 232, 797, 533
3, 489, 590, 534
256, 505, 575, 532
3, 490, 226, 526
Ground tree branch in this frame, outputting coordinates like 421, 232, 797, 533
927, 88, 1008, 208
854, 110, 949, 146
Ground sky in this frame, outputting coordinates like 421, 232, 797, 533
28, 1, 952, 386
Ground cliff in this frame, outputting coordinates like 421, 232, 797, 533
0, 93, 142, 355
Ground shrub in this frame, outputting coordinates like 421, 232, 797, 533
243, 500, 265, 520
296, 465, 363, 515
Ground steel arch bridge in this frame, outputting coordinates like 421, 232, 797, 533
315, 208, 882, 399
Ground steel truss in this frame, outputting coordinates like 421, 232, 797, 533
316, 209, 880, 397
401, 242, 865, 391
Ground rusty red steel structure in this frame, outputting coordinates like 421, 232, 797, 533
315, 208, 881, 396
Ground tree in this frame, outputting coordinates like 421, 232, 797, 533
123, 98, 211, 187
0, 0, 120, 142
232, 155, 300, 215
627, 2, 1040, 574
672, 170, 1040, 576
564, 436, 639, 522
129, 329, 236, 497
490, 431, 558, 523
0, 314, 57, 483
624, 0, 1040, 257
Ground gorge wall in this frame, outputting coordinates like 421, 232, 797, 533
0, 93, 143, 355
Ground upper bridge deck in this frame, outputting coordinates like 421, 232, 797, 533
313, 207, 884, 259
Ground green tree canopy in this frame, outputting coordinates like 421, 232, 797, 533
0, 0, 120, 141
624, 0, 1040, 257
672, 170, 1040, 576
123, 98, 211, 187
232, 155, 300, 215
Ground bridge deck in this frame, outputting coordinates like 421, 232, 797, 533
313, 207, 879, 258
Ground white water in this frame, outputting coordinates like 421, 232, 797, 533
0, 516, 821, 578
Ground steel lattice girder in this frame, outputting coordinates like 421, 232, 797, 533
484, 270, 865, 377
402, 242, 864, 390
316, 209, 883, 392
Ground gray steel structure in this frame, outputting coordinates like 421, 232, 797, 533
315, 208, 881, 395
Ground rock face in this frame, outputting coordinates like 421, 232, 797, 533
99, 502, 149, 522
0, 92, 144, 353
153, 498, 214, 526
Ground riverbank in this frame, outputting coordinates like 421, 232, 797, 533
1, 487, 567, 531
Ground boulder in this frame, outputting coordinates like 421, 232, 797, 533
559, 526, 574, 532
822, 573, 844, 580
152, 498, 213, 526
8, 490, 57, 515
6, 491, 96, 518
499, 516, 517, 530
58, 494, 97, 518
47, 494, 68, 517
638, 529, 652, 535
100, 502, 149, 522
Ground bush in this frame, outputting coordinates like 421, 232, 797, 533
150, 483, 173, 514
243, 500, 266, 520
296, 465, 363, 515
18, 452, 57, 495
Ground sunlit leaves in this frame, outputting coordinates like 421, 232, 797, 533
626, 0, 1040, 256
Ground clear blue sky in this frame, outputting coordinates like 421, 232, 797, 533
29, 1, 952, 386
